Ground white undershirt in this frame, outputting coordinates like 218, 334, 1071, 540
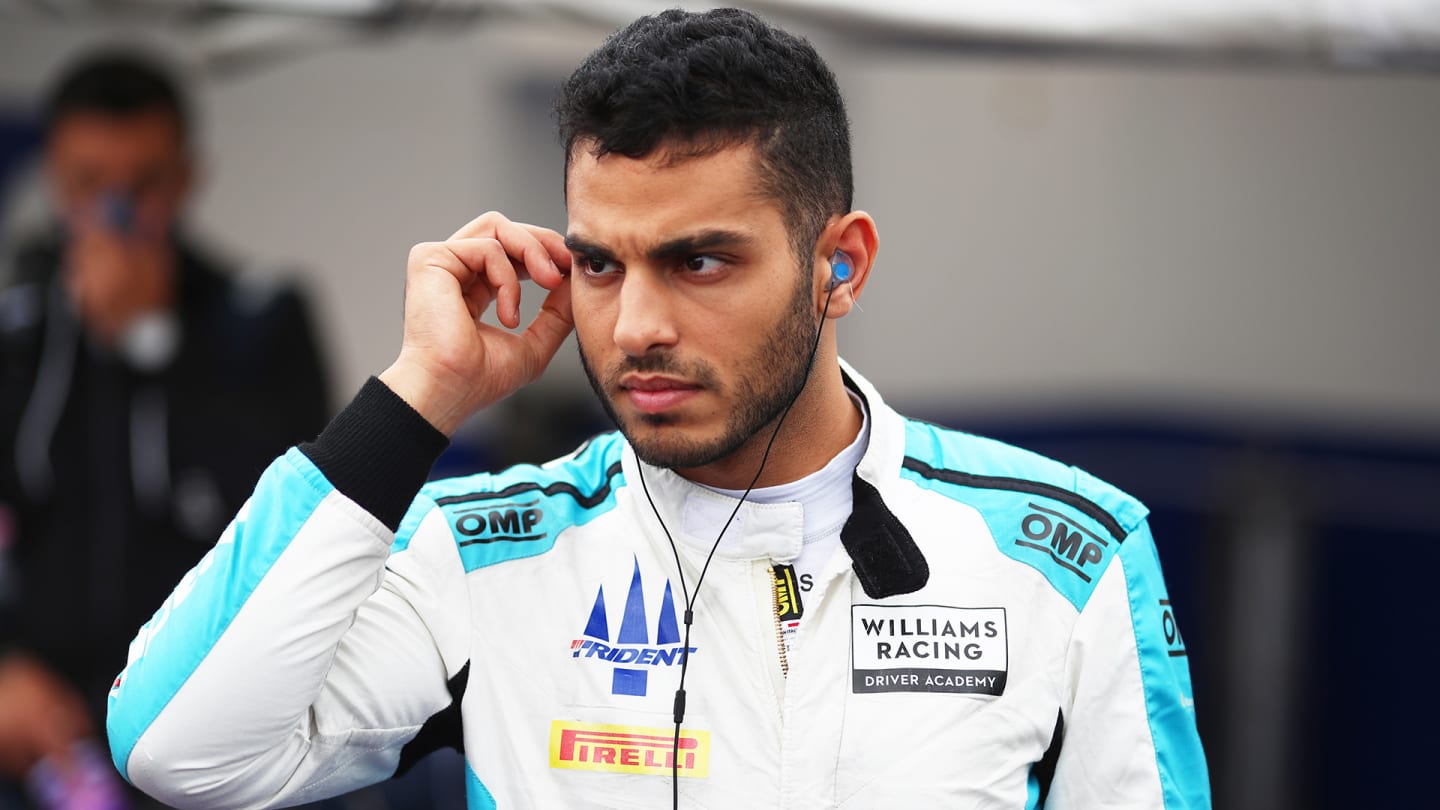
704, 392, 870, 663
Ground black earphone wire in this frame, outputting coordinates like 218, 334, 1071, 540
636, 280, 840, 808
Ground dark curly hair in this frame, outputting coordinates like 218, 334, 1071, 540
556, 7, 852, 264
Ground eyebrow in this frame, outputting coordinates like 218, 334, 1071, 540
565, 229, 758, 265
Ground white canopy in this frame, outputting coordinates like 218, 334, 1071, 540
4, 0, 1438, 72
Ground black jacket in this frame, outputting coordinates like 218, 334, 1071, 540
0, 230, 330, 714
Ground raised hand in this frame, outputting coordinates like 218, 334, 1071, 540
379, 211, 575, 435
63, 217, 175, 346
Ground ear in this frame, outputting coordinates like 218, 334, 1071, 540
815, 211, 879, 319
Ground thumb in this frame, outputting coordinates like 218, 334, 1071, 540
521, 279, 575, 378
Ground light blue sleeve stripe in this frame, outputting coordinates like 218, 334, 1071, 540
1121, 522, 1212, 809
466, 761, 497, 810
1025, 769, 1042, 809
106, 447, 335, 781
390, 490, 440, 556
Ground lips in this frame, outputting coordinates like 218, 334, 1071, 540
620, 375, 700, 414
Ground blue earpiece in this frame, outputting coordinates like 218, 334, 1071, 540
829, 250, 853, 289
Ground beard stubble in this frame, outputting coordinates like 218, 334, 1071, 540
577, 272, 818, 470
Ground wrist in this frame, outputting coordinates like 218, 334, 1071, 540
300, 378, 448, 531
378, 357, 474, 437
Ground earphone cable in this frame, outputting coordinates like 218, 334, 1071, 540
636, 283, 839, 807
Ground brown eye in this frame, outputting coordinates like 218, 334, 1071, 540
581, 256, 618, 276
682, 256, 722, 275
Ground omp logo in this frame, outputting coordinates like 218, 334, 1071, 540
1013, 503, 1109, 582
572, 558, 695, 697
549, 720, 709, 778
452, 498, 543, 545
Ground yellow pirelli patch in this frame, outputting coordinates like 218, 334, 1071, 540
549, 720, 710, 778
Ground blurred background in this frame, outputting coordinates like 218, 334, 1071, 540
2, 1, 1438, 808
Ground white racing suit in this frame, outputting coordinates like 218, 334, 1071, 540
107, 363, 1210, 809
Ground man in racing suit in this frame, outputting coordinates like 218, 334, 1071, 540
106, 8, 1210, 809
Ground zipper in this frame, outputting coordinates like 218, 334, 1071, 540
769, 565, 790, 678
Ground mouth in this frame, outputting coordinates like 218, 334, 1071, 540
619, 374, 702, 415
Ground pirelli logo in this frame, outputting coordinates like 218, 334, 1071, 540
549, 720, 710, 778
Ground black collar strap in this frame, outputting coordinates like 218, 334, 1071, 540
841, 473, 929, 599
836, 365, 929, 599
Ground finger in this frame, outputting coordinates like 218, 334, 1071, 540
412, 239, 506, 313
444, 212, 566, 288
446, 210, 508, 241
521, 278, 576, 377
71, 215, 128, 246
522, 224, 573, 288
437, 238, 522, 329
489, 218, 564, 288
66, 207, 106, 238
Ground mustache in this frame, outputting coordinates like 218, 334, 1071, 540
605, 351, 720, 389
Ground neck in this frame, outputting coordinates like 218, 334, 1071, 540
674, 351, 860, 490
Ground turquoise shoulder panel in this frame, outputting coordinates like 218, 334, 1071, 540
107, 448, 332, 780
409, 433, 627, 572
899, 420, 1149, 611
1120, 523, 1211, 809
466, 761, 497, 810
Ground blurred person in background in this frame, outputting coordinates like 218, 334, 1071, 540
0, 50, 330, 807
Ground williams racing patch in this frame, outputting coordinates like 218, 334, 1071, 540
851, 605, 1008, 695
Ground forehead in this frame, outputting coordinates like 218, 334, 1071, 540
48, 110, 184, 159
564, 141, 784, 248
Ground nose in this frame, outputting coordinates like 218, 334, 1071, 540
612, 270, 679, 358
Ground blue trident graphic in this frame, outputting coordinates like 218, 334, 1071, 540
583, 558, 681, 696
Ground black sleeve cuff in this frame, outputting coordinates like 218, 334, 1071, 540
299, 377, 450, 532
